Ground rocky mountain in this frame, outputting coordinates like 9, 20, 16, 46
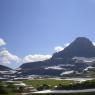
52, 37, 95, 59
0, 64, 13, 81
17, 37, 95, 77
0, 64, 11, 71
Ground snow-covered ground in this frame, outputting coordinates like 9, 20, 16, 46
63, 78, 95, 82
60, 70, 74, 76
72, 57, 95, 63
84, 66, 95, 71
48, 77, 95, 82
45, 66, 63, 70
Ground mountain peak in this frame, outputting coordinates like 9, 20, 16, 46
19, 37, 95, 77
75, 37, 90, 41
74, 37, 92, 46
52, 37, 95, 59
69, 37, 94, 49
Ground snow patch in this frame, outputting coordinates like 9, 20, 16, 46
60, 70, 74, 76
84, 66, 95, 71
45, 66, 63, 70
72, 57, 95, 63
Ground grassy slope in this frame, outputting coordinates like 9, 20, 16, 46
23, 79, 75, 88
23, 79, 95, 95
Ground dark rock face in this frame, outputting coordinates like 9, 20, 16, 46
18, 37, 95, 77
52, 37, 95, 59
0, 64, 11, 71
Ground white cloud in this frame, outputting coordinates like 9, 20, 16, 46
23, 54, 52, 63
64, 43, 70, 47
0, 49, 21, 64
54, 46, 64, 52
0, 38, 71, 67
0, 38, 6, 47
54, 43, 70, 52
92, 42, 95, 46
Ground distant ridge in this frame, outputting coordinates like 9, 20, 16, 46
0, 64, 11, 71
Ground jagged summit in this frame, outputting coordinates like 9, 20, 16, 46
52, 37, 95, 58
75, 37, 91, 41
72, 37, 93, 46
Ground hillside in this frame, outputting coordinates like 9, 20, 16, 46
17, 37, 95, 77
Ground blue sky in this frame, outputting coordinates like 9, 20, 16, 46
0, 0, 95, 68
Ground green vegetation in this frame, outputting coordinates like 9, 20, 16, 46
54, 79, 95, 90
0, 81, 25, 95
23, 79, 75, 89
0, 79, 95, 95
23, 79, 95, 90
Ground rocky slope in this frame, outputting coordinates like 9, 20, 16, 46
0, 64, 11, 71
17, 37, 95, 77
